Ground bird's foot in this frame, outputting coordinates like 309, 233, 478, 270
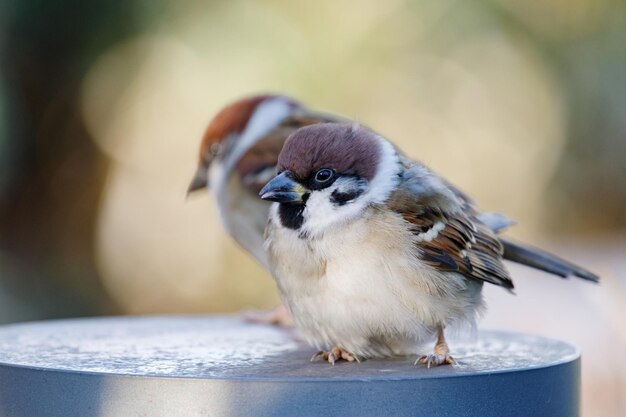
414, 353, 457, 367
243, 304, 294, 327
415, 339, 457, 368
311, 346, 360, 365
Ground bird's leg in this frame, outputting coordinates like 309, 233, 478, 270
311, 346, 360, 365
415, 326, 457, 367
243, 304, 294, 327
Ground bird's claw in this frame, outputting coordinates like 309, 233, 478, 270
414, 353, 457, 368
311, 347, 360, 365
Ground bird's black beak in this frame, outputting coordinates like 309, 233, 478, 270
259, 171, 307, 203
187, 165, 209, 196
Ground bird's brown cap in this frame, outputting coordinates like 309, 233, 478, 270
277, 123, 380, 181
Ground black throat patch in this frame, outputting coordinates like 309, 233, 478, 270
278, 203, 305, 230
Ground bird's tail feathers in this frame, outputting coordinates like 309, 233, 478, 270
500, 237, 599, 282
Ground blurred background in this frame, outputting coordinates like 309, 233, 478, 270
0, 0, 624, 415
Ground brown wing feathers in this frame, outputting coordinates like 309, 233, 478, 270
391, 200, 514, 290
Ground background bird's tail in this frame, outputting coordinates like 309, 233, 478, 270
500, 237, 599, 282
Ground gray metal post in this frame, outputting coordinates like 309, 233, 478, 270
0, 316, 579, 417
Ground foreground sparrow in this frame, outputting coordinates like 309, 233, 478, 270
260, 122, 598, 366
188, 95, 340, 325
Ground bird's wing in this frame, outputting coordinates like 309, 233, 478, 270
430, 164, 597, 282
388, 159, 514, 290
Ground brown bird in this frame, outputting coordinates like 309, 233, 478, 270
260, 122, 599, 366
188, 95, 341, 325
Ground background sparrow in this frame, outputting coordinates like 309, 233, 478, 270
260, 123, 598, 366
188, 95, 340, 325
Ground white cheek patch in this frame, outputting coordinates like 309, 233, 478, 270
207, 159, 233, 234
208, 159, 225, 191
300, 178, 367, 237
209, 98, 291, 232
302, 188, 368, 237
222, 98, 293, 177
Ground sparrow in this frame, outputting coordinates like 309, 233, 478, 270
188, 95, 341, 325
260, 122, 599, 366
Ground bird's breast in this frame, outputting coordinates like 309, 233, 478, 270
269, 208, 463, 353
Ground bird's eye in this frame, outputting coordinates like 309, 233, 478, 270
314, 169, 334, 184
210, 142, 222, 156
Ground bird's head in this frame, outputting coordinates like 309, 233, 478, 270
259, 123, 401, 236
187, 94, 302, 194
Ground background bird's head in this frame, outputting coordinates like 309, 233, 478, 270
260, 123, 401, 236
187, 94, 302, 194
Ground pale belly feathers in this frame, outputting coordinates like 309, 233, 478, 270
265, 206, 484, 358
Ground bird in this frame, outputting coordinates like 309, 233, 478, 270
259, 122, 599, 366
188, 94, 341, 325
